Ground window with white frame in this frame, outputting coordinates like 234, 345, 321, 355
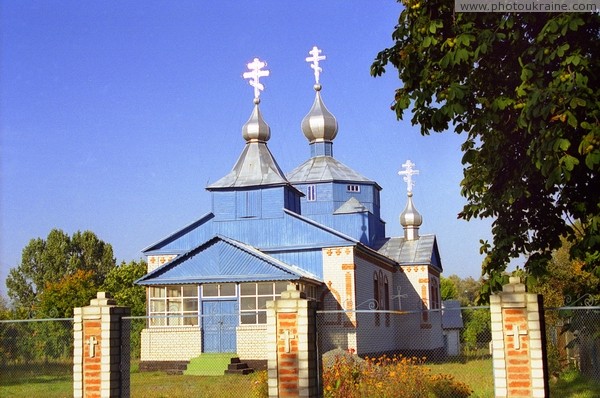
202, 283, 236, 298
347, 184, 360, 193
149, 285, 199, 327
307, 185, 317, 201
240, 281, 289, 324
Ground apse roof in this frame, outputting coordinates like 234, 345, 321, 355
136, 235, 322, 286
375, 234, 442, 271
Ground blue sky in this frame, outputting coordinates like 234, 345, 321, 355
0, 1, 496, 297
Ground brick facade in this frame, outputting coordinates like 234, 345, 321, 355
74, 292, 130, 398
490, 277, 548, 397
267, 286, 318, 398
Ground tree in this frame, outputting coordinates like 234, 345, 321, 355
37, 269, 100, 318
6, 229, 116, 315
372, 5, 600, 301
101, 259, 147, 316
440, 276, 458, 301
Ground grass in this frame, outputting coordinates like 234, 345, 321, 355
0, 369, 256, 398
184, 353, 234, 376
428, 358, 494, 397
1, 359, 599, 397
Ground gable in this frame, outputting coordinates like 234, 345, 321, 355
142, 213, 215, 254
136, 235, 322, 286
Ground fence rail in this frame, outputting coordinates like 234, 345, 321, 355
1, 306, 598, 397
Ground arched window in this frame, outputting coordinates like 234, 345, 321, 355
373, 272, 380, 326
384, 276, 390, 327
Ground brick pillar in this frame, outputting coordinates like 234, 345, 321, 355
267, 285, 318, 398
74, 292, 130, 398
490, 277, 549, 397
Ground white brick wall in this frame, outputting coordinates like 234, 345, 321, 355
236, 325, 268, 359
140, 327, 202, 361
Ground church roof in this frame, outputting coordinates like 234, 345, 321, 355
375, 234, 442, 271
136, 235, 322, 286
207, 141, 289, 189
286, 156, 380, 189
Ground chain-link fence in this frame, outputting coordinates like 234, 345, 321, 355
317, 307, 493, 397
0, 318, 74, 397
1, 307, 598, 397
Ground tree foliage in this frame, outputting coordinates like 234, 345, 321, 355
6, 229, 116, 316
101, 259, 147, 316
440, 276, 459, 301
372, 4, 600, 300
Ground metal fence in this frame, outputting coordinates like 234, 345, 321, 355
1, 307, 598, 397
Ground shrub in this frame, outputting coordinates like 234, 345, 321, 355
429, 373, 473, 398
250, 370, 268, 398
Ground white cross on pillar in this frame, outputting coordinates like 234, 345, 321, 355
306, 46, 326, 84
243, 58, 270, 100
280, 329, 296, 353
507, 325, 528, 350
87, 335, 98, 358
398, 160, 419, 194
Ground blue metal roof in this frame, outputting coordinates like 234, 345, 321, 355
136, 235, 322, 286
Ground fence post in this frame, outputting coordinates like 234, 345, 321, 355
490, 277, 549, 397
73, 292, 130, 398
266, 285, 318, 398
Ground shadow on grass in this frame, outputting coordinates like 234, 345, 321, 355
550, 368, 600, 398
0, 362, 72, 387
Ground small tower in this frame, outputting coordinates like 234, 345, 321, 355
207, 57, 302, 218
301, 46, 338, 158
399, 160, 423, 240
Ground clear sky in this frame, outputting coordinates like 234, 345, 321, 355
0, 0, 496, 297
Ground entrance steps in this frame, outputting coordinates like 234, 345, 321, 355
183, 353, 235, 376
224, 357, 254, 375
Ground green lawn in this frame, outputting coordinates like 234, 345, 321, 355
0, 371, 257, 398
428, 358, 494, 397
1, 359, 599, 397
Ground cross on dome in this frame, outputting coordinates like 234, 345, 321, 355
243, 58, 270, 100
399, 160, 419, 194
306, 46, 326, 84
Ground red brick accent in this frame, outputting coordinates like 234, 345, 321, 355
503, 308, 532, 397
276, 311, 300, 396
83, 320, 102, 397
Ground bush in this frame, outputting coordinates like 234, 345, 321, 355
323, 353, 472, 398
428, 373, 473, 398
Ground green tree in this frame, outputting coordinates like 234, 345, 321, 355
440, 276, 458, 301
372, 5, 600, 301
101, 259, 147, 316
447, 275, 482, 306
6, 229, 116, 315
101, 259, 148, 359
37, 269, 100, 318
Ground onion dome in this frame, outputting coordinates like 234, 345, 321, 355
301, 84, 338, 144
242, 98, 271, 142
400, 192, 423, 241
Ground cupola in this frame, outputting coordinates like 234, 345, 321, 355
301, 46, 338, 158
399, 160, 423, 240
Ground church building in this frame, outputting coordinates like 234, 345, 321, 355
135, 48, 444, 364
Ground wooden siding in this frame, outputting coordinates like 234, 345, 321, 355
268, 249, 324, 279
213, 191, 236, 220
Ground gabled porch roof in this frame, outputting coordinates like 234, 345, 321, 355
136, 235, 322, 286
